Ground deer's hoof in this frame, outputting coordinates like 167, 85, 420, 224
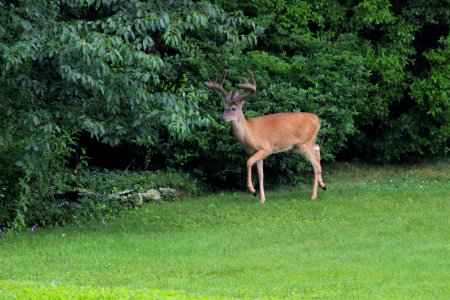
321, 185, 327, 191
252, 191, 257, 197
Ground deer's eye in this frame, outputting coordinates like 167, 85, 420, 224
231, 107, 236, 112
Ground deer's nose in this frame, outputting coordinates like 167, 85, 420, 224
219, 114, 225, 123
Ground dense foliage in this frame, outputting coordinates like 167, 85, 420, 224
1, 0, 449, 229
0, 0, 259, 228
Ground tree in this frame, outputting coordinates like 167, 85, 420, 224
0, 0, 260, 228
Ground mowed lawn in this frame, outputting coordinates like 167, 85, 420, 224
1, 162, 449, 299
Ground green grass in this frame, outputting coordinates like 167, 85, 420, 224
1, 161, 449, 299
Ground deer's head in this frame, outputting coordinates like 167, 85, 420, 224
205, 69, 257, 123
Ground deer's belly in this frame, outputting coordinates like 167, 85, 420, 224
272, 146, 294, 154
244, 141, 294, 155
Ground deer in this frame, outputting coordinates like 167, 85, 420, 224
205, 69, 326, 203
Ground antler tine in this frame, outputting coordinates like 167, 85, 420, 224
205, 70, 229, 97
219, 69, 227, 85
237, 69, 257, 96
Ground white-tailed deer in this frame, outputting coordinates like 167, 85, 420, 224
205, 69, 326, 203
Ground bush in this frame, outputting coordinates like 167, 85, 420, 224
156, 34, 375, 187
0, 0, 257, 228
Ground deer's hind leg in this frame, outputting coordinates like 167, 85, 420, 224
295, 143, 323, 200
312, 144, 326, 190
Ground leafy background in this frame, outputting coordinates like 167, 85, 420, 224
1, 0, 449, 228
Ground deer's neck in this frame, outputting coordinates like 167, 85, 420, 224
230, 111, 251, 148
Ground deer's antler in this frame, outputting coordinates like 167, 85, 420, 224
236, 69, 256, 100
205, 70, 229, 97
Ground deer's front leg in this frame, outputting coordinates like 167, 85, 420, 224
246, 150, 270, 200
256, 160, 265, 204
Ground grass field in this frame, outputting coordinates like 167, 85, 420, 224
1, 161, 449, 299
